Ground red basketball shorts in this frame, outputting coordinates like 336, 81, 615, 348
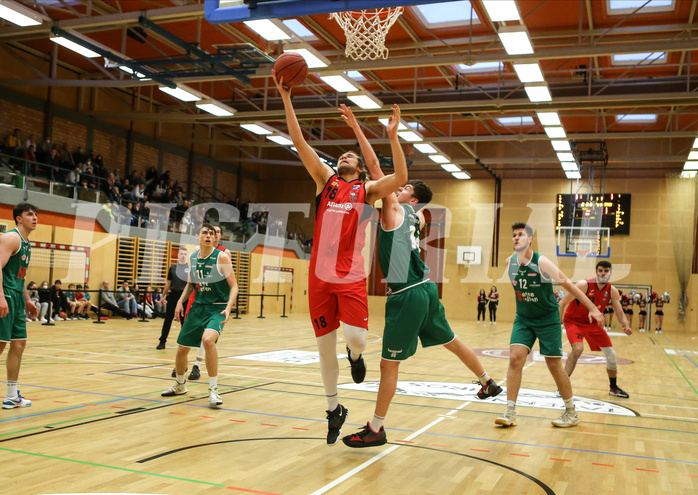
564, 319, 612, 351
308, 276, 368, 337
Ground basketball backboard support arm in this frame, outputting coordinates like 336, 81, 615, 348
206, 0, 464, 23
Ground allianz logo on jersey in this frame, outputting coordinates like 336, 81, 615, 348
326, 201, 353, 211
198, 283, 213, 292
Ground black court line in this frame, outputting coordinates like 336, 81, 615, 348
137, 437, 555, 495
0, 382, 276, 444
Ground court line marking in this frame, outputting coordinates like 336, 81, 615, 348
0, 446, 279, 494
309, 361, 535, 495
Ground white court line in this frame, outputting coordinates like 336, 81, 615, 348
310, 361, 538, 494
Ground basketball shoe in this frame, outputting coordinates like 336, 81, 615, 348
326, 404, 348, 445
552, 410, 580, 428
476, 378, 503, 400
208, 386, 223, 407
161, 381, 187, 396
189, 364, 201, 380
495, 409, 517, 426
3, 391, 31, 409
609, 387, 629, 398
342, 423, 387, 448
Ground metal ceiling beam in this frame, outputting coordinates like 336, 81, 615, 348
0, 4, 205, 39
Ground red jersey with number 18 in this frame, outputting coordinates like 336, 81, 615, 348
311, 175, 370, 283
564, 278, 611, 323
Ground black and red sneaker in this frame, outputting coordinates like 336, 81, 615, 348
342, 423, 387, 448
476, 378, 503, 400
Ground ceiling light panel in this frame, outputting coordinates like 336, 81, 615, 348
544, 126, 566, 139
537, 111, 561, 126
0, 1, 44, 26
513, 63, 544, 83
347, 93, 382, 109
551, 140, 571, 151
321, 75, 360, 92
482, 0, 521, 21
452, 171, 471, 179
498, 26, 534, 55
243, 19, 291, 40
524, 83, 552, 102
414, 143, 438, 154
441, 164, 461, 172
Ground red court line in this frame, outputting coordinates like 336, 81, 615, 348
111, 406, 126, 409
592, 463, 615, 467
226, 486, 281, 495
261, 423, 277, 427
82, 403, 96, 406
469, 448, 488, 452
200, 416, 215, 419
636, 468, 659, 473
433, 444, 453, 449
395, 440, 414, 444
681, 474, 698, 478
292, 427, 309, 431
229, 419, 245, 423
510, 453, 530, 457
169, 412, 185, 415
550, 458, 571, 462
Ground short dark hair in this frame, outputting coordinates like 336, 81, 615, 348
13, 203, 38, 225
54, 280, 61, 284
596, 260, 612, 270
201, 222, 216, 233
512, 222, 533, 236
407, 180, 433, 210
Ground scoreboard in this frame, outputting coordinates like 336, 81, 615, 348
556, 193, 631, 235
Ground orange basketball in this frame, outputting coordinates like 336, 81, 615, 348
273, 52, 308, 88
59, 311, 67, 319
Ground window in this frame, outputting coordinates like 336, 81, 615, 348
612, 52, 666, 65
496, 117, 535, 126
615, 114, 658, 123
607, 0, 674, 15
455, 61, 503, 73
412, 1, 478, 28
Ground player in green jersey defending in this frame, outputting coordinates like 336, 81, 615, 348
339, 104, 501, 447
161, 223, 238, 407
496, 223, 604, 428
0, 203, 39, 409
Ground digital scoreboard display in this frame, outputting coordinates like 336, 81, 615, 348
556, 194, 631, 235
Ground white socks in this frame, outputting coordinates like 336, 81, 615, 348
316, 331, 340, 410
7, 380, 17, 397
370, 414, 385, 432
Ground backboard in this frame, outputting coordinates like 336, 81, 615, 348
556, 226, 610, 258
206, 1, 464, 24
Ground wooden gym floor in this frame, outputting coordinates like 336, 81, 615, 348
1, 313, 696, 495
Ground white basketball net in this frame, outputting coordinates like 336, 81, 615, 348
330, 8, 404, 61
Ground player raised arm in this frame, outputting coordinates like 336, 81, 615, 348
339, 104, 405, 230
538, 256, 604, 326
363, 105, 408, 206
609, 286, 632, 335
273, 71, 333, 193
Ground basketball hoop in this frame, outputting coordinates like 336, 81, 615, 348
330, 8, 404, 61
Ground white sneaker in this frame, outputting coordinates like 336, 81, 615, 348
552, 410, 580, 428
41, 318, 47, 322
161, 381, 187, 397
3, 392, 32, 409
54, 316, 64, 321
208, 386, 223, 407
555, 389, 561, 397
495, 409, 517, 426
71, 316, 79, 320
